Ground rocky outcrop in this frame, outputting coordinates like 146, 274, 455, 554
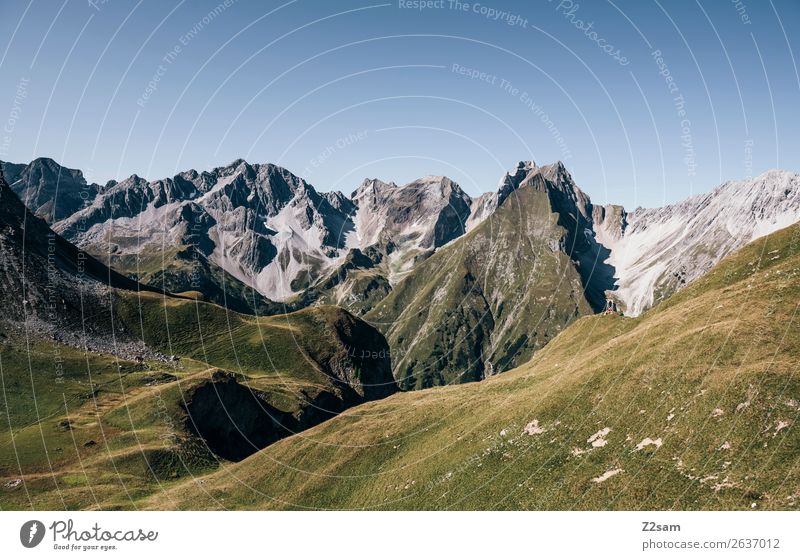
1, 157, 102, 222
350, 175, 473, 283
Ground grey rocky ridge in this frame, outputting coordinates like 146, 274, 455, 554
2, 157, 104, 223
593, 169, 800, 314
3, 156, 799, 387
54, 159, 356, 315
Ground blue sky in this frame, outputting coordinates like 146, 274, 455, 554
0, 0, 798, 208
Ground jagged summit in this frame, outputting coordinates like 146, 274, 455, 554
350, 174, 473, 283
34, 159, 479, 306
364, 159, 607, 388
351, 178, 397, 201
0, 156, 102, 222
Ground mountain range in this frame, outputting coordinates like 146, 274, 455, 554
1, 155, 799, 510
3, 156, 798, 386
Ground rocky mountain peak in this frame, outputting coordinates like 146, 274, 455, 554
350, 174, 472, 265
323, 191, 356, 216
495, 160, 535, 204
0, 157, 101, 222
0, 165, 149, 334
351, 178, 397, 201
537, 162, 592, 220
213, 158, 250, 177
600, 167, 800, 315
467, 160, 579, 231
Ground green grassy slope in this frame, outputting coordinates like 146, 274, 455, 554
366, 177, 594, 389
112, 294, 397, 404
0, 297, 395, 510
149, 222, 800, 510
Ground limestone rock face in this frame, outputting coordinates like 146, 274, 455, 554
43, 159, 482, 312
53, 160, 355, 308
597, 169, 800, 315
350, 175, 473, 283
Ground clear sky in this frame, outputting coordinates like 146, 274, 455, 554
0, 0, 798, 208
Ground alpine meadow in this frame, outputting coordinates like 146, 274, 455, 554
1, 1, 799, 538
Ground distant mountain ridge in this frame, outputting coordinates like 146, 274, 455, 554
594, 169, 800, 314
3, 156, 799, 387
4, 157, 488, 312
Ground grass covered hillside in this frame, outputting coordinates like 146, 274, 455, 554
150, 222, 800, 510
0, 299, 396, 510
0, 264, 396, 510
